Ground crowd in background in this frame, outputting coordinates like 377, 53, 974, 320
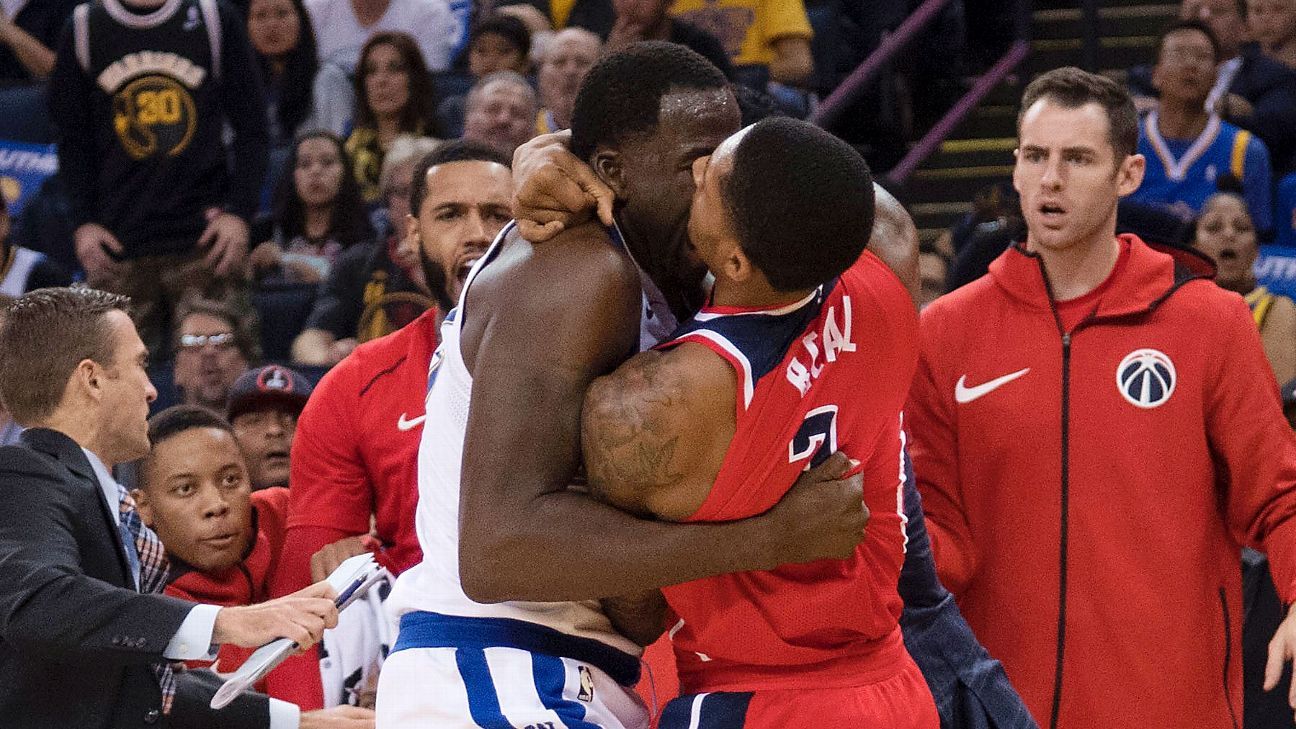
7, 0, 1296, 725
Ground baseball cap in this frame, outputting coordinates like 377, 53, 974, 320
226, 365, 312, 421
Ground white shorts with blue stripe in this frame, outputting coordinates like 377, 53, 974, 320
375, 613, 649, 729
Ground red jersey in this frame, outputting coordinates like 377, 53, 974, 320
268, 308, 440, 707
658, 252, 920, 694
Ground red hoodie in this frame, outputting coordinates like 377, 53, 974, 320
908, 235, 1296, 729
165, 487, 290, 687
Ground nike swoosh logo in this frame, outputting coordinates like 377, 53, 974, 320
954, 368, 1031, 404
396, 413, 426, 431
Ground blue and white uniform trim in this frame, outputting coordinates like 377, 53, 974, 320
392, 611, 642, 687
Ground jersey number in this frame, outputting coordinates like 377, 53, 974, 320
789, 405, 838, 470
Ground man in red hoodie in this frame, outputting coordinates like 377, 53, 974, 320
135, 404, 375, 729
907, 65, 1296, 728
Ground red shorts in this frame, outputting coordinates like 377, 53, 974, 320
657, 654, 938, 729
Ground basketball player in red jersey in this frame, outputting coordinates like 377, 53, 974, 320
580, 118, 940, 728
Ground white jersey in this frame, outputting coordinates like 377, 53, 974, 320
386, 223, 665, 657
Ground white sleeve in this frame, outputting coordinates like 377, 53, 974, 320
162, 604, 221, 660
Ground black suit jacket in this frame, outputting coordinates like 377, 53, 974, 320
0, 428, 272, 728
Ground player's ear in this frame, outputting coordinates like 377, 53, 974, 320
722, 241, 751, 283
592, 148, 627, 198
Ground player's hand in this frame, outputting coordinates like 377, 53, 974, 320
199, 210, 250, 278
1264, 602, 1296, 712
763, 451, 868, 566
74, 223, 124, 280
299, 705, 375, 729
512, 130, 614, 242
310, 535, 374, 583
211, 581, 338, 648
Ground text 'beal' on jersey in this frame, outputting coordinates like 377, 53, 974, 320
786, 295, 856, 396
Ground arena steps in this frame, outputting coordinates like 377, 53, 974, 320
902, 2, 1177, 245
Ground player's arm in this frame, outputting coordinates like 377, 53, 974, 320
580, 345, 737, 647
458, 230, 867, 603
581, 345, 735, 521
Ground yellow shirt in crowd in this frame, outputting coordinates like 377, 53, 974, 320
668, 0, 812, 67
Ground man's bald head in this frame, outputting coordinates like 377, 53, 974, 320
867, 184, 921, 306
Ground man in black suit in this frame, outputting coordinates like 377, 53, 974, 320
0, 287, 345, 728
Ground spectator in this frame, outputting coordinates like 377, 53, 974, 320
49, 0, 270, 355
306, 0, 456, 73
227, 364, 312, 491
461, 71, 538, 157
535, 26, 601, 133
244, 0, 347, 144
1129, 20, 1273, 233
172, 299, 255, 413
291, 135, 439, 366
437, 14, 533, 136
251, 131, 375, 285
468, 12, 532, 77
1193, 190, 1296, 384
268, 140, 512, 710
669, 0, 813, 88
606, 0, 734, 78
346, 33, 442, 205
0, 7, 59, 79
1127, 0, 1296, 174
137, 404, 381, 722
1251, 0, 1296, 68
0, 194, 70, 295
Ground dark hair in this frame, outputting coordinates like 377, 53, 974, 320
249, 0, 319, 135
570, 41, 728, 160
173, 297, 259, 364
408, 139, 512, 216
1018, 66, 1139, 159
1159, 18, 1221, 63
0, 287, 129, 423
722, 118, 875, 292
273, 130, 375, 248
148, 404, 235, 447
140, 405, 236, 490
354, 32, 442, 137
471, 13, 531, 61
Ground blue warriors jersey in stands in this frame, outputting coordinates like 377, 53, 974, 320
1131, 110, 1273, 233
66, 0, 239, 256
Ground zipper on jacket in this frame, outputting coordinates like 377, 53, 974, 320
1220, 587, 1239, 729
1049, 331, 1071, 729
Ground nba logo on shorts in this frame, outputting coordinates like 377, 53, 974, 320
577, 666, 594, 702
1116, 348, 1176, 409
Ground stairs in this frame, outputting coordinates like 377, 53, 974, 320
902, 1, 1178, 246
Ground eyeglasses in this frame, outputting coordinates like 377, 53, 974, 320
178, 332, 236, 352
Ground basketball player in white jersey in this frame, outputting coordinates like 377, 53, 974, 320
376, 42, 870, 728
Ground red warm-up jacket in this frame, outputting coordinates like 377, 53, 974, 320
908, 235, 1296, 729
165, 487, 289, 687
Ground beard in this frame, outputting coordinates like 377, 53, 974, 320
419, 246, 455, 312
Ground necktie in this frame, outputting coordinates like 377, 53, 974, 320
117, 484, 176, 714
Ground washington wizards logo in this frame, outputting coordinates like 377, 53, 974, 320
1116, 348, 1176, 409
